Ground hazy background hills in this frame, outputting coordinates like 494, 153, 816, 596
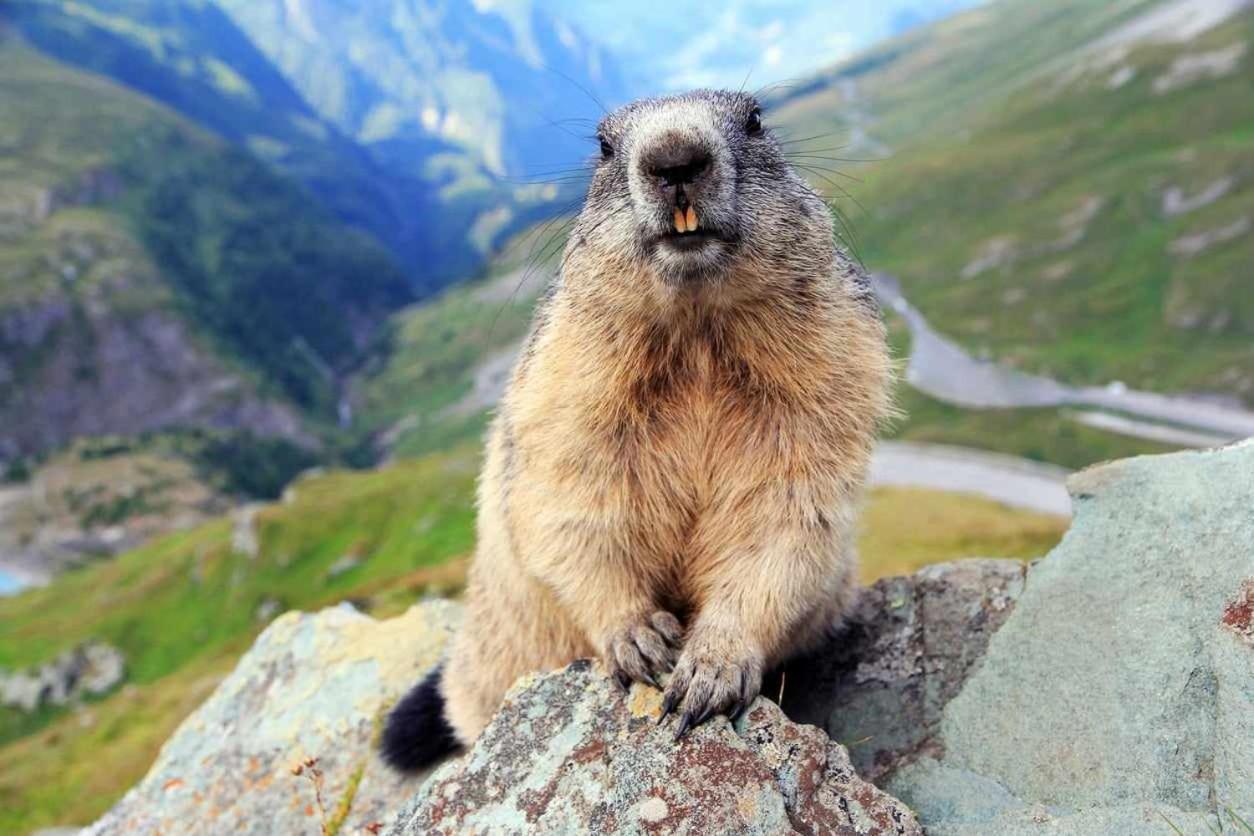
1, 0, 1252, 830
554, 0, 980, 91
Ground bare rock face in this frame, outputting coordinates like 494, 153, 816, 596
0, 301, 315, 462
779, 559, 1026, 781
0, 642, 125, 711
886, 441, 1254, 834
388, 660, 922, 836
84, 601, 461, 836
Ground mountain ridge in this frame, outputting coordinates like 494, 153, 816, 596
0, 32, 409, 461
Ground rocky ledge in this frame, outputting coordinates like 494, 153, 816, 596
0, 642, 125, 712
389, 661, 921, 835
84, 441, 1253, 834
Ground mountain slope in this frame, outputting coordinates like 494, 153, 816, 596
0, 33, 412, 461
214, 0, 629, 177
770, 0, 1254, 403
9, 0, 627, 285
345, 0, 1254, 467
5, 0, 464, 287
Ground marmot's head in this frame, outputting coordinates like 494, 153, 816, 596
568, 89, 837, 301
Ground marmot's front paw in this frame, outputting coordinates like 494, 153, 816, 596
606, 611, 683, 690
659, 632, 763, 739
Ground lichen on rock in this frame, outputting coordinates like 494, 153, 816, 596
84, 600, 461, 836
388, 660, 922, 836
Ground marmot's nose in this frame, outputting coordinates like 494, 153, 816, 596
645, 147, 712, 187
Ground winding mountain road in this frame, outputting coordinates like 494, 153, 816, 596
873, 274, 1254, 444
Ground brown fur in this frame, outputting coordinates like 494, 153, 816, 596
432, 90, 893, 744
443, 247, 891, 745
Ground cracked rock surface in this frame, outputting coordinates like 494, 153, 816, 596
388, 660, 922, 836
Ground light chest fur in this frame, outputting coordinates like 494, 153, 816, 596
497, 269, 888, 626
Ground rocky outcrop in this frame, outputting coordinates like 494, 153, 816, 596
86, 601, 461, 836
0, 299, 315, 462
779, 559, 1026, 781
82, 442, 1254, 834
389, 661, 921, 835
885, 440, 1254, 834
0, 449, 232, 586
0, 642, 125, 711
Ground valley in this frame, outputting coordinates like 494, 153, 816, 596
0, 0, 1250, 830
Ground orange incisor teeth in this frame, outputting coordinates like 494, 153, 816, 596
685, 206, 699, 232
673, 208, 686, 233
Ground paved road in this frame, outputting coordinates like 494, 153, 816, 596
869, 441, 1071, 516
873, 274, 1254, 443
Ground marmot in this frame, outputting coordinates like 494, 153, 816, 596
382, 89, 892, 770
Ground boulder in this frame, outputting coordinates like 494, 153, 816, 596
778, 559, 1025, 781
885, 441, 1254, 834
85, 600, 461, 836
388, 660, 922, 836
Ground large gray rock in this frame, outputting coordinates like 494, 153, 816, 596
780, 558, 1026, 781
389, 660, 922, 836
85, 600, 461, 836
886, 441, 1254, 834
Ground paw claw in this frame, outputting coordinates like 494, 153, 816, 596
673, 711, 695, 740
663, 632, 763, 737
604, 610, 684, 691
657, 690, 678, 723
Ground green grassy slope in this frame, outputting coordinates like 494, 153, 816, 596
0, 448, 480, 831
772, 0, 1254, 402
0, 450, 479, 679
5, 0, 468, 285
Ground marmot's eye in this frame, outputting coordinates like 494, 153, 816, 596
599, 137, 614, 159
746, 108, 763, 135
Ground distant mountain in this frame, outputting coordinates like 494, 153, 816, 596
8, 0, 628, 286
213, 0, 630, 177
0, 35, 411, 461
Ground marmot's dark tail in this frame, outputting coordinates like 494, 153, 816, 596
380, 663, 459, 772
